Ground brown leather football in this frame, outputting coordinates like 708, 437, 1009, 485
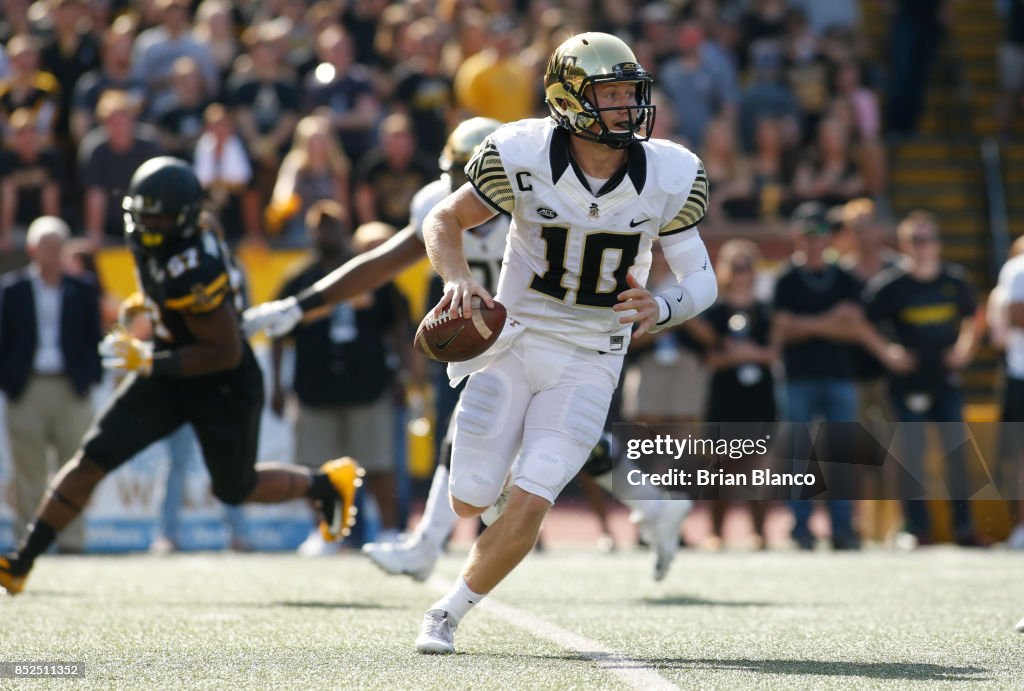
415, 298, 506, 362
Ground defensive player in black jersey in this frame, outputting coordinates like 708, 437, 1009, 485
0, 157, 362, 595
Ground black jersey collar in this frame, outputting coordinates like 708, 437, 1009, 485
549, 127, 647, 197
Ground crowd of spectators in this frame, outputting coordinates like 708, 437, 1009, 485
0, 0, 909, 253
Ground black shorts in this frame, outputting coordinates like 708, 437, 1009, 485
83, 345, 264, 504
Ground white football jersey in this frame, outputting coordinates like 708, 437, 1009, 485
411, 176, 510, 294
465, 118, 708, 352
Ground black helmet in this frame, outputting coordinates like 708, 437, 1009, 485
123, 156, 203, 251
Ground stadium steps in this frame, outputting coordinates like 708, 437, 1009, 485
885, 136, 994, 401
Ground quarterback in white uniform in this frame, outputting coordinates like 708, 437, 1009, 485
414, 32, 717, 654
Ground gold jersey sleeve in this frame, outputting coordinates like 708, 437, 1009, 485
659, 162, 709, 237
465, 138, 515, 215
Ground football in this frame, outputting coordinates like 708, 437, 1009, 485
415, 297, 506, 362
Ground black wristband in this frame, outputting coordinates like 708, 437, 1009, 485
296, 286, 326, 313
151, 350, 184, 377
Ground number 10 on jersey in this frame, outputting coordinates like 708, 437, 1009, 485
529, 226, 641, 308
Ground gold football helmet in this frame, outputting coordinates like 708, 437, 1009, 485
439, 116, 502, 191
544, 32, 655, 149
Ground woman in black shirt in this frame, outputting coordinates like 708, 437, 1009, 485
695, 240, 778, 549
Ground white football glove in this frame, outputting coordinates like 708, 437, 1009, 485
242, 296, 303, 338
99, 328, 154, 376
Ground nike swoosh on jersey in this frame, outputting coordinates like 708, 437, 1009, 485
435, 325, 465, 351
629, 218, 649, 227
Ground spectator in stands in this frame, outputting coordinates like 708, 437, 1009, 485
193, 0, 239, 88
837, 199, 903, 425
304, 24, 380, 166
997, 0, 1024, 138
772, 202, 886, 550
373, 3, 415, 74
453, 15, 534, 122
739, 0, 789, 69
791, 0, 861, 36
782, 8, 831, 145
131, 0, 218, 98
885, 0, 950, 137
701, 116, 755, 220
792, 116, 865, 207
193, 103, 259, 244
152, 57, 209, 161
392, 17, 454, 160
659, 21, 739, 150
353, 113, 436, 228
270, 203, 410, 553
831, 59, 886, 197
864, 210, 983, 547
0, 217, 102, 554
269, 114, 351, 243
749, 116, 799, 220
0, 109, 64, 251
71, 16, 145, 146
0, 34, 61, 138
738, 40, 802, 153
39, 0, 100, 151
227, 20, 300, 205
697, 239, 778, 550
0, 0, 32, 45
78, 89, 162, 246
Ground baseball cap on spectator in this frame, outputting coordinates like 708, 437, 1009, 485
790, 201, 830, 236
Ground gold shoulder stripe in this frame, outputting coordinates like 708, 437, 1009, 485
659, 163, 709, 237
163, 273, 229, 311
466, 140, 514, 214
185, 290, 227, 314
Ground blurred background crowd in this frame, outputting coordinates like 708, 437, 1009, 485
1, 0, 1023, 556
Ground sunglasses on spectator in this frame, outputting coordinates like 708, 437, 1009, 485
909, 234, 938, 246
729, 262, 753, 273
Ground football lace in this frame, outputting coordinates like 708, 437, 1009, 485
426, 309, 454, 330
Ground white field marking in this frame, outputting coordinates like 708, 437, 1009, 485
426, 576, 677, 690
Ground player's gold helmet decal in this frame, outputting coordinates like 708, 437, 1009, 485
544, 32, 655, 149
440, 117, 502, 191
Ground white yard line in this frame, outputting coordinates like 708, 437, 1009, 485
427, 576, 678, 690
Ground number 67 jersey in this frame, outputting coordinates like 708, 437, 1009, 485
466, 117, 708, 353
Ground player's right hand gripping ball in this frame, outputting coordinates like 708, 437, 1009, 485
415, 298, 506, 362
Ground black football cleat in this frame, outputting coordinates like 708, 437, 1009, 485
0, 555, 29, 595
318, 457, 364, 541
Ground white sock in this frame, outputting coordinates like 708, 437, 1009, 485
431, 576, 485, 627
414, 465, 458, 549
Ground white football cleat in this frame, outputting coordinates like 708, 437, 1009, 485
297, 529, 340, 557
415, 609, 456, 654
1016, 616, 1024, 633
652, 499, 693, 582
362, 538, 440, 582
1007, 524, 1024, 550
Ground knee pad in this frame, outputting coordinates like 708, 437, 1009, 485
454, 371, 506, 438
565, 385, 612, 449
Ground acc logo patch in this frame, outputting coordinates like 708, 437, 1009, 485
538, 207, 558, 219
